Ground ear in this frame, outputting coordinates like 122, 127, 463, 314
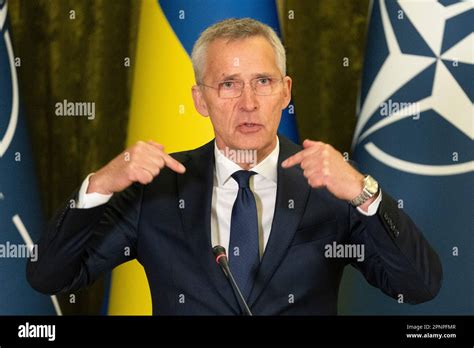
192, 85, 209, 117
281, 76, 292, 110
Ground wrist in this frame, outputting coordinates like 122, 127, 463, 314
87, 173, 112, 195
349, 174, 379, 207
348, 173, 365, 200
358, 194, 377, 212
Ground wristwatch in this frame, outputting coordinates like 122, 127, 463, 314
349, 175, 379, 207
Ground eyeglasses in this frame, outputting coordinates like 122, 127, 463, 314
199, 76, 284, 99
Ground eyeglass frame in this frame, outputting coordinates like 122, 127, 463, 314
197, 75, 285, 99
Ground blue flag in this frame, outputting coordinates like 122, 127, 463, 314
159, 0, 300, 143
0, 0, 60, 315
345, 0, 473, 314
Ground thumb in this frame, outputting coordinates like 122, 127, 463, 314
303, 139, 319, 148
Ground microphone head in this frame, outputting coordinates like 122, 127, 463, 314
212, 245, 228, 264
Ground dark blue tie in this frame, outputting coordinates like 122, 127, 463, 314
228, 170, 260, 300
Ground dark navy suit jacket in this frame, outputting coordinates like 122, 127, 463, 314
27, 135, 442, 315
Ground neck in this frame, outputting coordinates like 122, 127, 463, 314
216, 136, 278, 170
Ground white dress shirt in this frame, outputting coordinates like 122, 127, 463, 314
77, 138, 382, 256
211, 138, 280, 258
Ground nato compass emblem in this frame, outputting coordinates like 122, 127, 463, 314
352, 0, 473, 176
0, 0, 18, 158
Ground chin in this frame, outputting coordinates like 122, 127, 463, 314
232, 133, 271, 151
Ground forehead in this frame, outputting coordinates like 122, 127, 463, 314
204, 36, 279, 80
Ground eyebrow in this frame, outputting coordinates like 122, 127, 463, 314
218, 72, 276, 81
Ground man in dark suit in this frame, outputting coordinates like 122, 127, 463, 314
27, 18, 442, 315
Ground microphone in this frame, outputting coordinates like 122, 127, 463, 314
212, 245, 253, 316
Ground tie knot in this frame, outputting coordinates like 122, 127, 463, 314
231, 170, 256, 188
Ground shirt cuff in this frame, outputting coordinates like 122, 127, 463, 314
356, 190, 382, 216
76, 173, 113, 209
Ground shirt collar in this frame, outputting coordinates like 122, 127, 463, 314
214, 136, 279, 186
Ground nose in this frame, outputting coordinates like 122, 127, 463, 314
238, 83, 258, 112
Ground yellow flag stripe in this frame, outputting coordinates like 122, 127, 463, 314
107, 0, 214, 315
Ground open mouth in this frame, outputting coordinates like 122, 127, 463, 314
237, 122, 263, 133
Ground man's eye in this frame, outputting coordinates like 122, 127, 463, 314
221, 81, 235, 89
257, 77, 272, 85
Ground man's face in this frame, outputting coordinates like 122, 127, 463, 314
192, 36, 292, 159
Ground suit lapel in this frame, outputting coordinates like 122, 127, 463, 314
176, 140, 240, 314
248, 135, 310, 307
176, 135, 309, 313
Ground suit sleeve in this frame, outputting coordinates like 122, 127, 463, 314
26, 183, 143, 295
348, 191, 443, 304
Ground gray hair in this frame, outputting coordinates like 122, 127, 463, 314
191, 18, 286, 84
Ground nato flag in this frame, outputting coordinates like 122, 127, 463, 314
0, 0, 59, 315
343, 0, 473, 315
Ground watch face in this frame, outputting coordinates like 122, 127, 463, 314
365, 176, 379, 194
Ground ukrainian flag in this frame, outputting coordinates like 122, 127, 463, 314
107, 0, 299, 315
